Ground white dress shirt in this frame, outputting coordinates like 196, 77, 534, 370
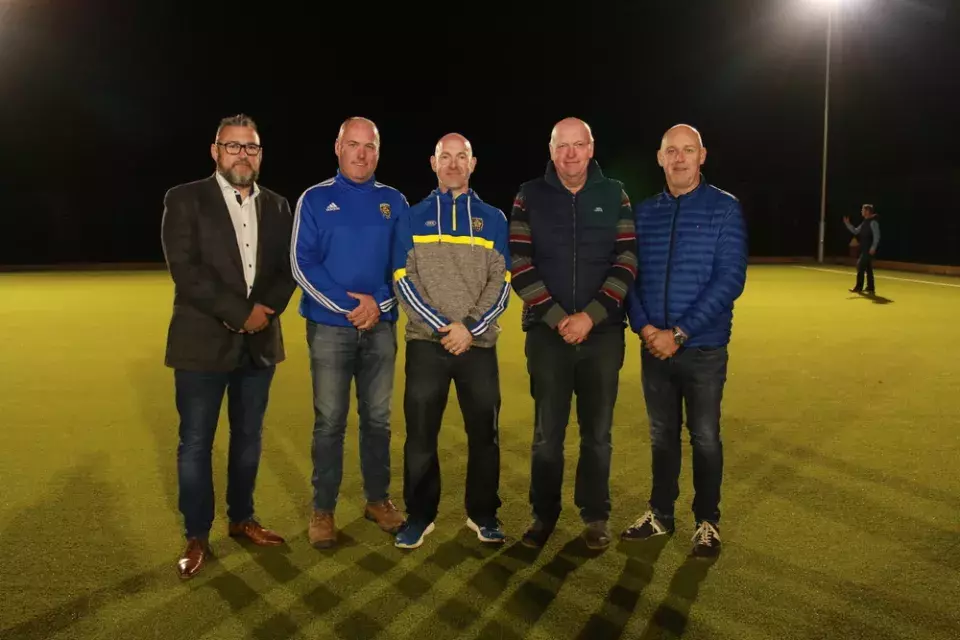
216, 171, 260, 297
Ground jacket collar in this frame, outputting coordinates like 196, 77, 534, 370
661, 173, 708, 201
544, 158, 605, 193
430, 187, 480, 204
334, 169, 377, 191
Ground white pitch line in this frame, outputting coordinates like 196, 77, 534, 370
795, 265, 960, 288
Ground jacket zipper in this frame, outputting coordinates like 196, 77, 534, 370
572, 194, 578, 313
663, 197, 681, 327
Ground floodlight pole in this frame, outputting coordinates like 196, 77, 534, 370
818, 6, 833, 264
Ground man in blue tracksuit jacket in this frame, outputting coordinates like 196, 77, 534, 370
622, 124, 747, 558
291, 117, 409, 548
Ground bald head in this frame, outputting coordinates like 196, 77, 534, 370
549, 117, 595, 191
335, 116, 380, 183
660, 124, 703, 150
550, 117, 594, 147
431, 132, 476, 195
657, 123, 707, 197
435, 132, 472, 157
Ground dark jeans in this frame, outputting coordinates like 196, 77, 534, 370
855, 251, 875, 291
175, 352, 275, 539
402, 340, 501, 524
641, 345, 728, 525
525, 325, 625, 525
307, 320, 397, 512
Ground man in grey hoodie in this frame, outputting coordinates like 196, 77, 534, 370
391, 133, 511, 549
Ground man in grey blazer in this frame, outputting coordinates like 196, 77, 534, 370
161, 113, 297, 579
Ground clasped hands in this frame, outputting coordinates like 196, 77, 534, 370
641, 324, 680, 360
224, 303, 275, 334
439, 322, 473, 356
557, 311, 594, 345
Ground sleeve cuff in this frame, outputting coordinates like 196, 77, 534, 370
541, 303, 566, 329
583, 299, 608, 326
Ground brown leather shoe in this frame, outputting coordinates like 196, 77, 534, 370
228, 520, 285, 546
364, 498, 405, 533
309, 510, 336, 548
177, 537, 211, 580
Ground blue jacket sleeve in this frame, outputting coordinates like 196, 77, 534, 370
464, 210, 512, 337
675, 200, 748, 338
625, 287, 650, 333
290, 193, 358, 314
391, 207, 451, 331
374, 197, 409, 313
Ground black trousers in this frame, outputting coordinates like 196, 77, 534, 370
524, 325, 625, 525
402, 340, 502, 523
855, 251, 875, 291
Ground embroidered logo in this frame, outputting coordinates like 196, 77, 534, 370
593, 206, 603, 213
325, 202, 340, 212
472, 217, 484, 232
380, 203, 392, 219
425, 220, 437, 227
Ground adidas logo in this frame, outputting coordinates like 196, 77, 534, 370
326, 202, 340, 212
593, 206, 604, 213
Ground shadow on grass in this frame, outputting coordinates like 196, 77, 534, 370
573, 536, 670, 640
849, 291, 894, 304
478, 536, 604, 639
637, 554, 717, 640
0, 456, 147, 640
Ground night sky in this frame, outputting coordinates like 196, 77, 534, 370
2, 0, 957, 266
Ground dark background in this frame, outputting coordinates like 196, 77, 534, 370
1, 0, 957, 266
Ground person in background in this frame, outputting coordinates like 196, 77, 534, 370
844, 204, 880, 294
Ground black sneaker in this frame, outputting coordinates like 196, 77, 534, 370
863, 289, 875, 295
849, 288, 863, 293
582, 521, 612, 550
621, 510, 675, 541
521, 519, 554, 548
691, 521, 721, 558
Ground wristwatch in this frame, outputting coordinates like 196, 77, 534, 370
672, 327, 687, 346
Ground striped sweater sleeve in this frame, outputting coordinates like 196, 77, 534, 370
464, 210, 511, 337
508, 190, 567, 329
391, 208, 451, 332
582, 188, 639, 325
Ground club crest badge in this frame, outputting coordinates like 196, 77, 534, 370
472, 217, 484, 233
380, 203, 391, 219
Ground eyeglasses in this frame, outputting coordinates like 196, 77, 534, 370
216, 141, 262, 156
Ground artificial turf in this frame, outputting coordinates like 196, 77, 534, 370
1, 264, 958, 640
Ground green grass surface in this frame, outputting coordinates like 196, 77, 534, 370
1, 265, 958, 640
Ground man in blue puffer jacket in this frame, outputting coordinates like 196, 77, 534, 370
622, 124, 747, 559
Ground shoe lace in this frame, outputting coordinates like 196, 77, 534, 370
693, 522, 719, 547
631, 511, 656, 530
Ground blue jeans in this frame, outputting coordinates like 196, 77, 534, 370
175, 353, 275, 539
307, 320, 397, 512
525, 325, 625, 525
641, 345, 728, 525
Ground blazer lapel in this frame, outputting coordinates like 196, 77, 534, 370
202, 175, 244, 277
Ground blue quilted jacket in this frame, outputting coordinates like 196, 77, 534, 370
625, 177, 748, 348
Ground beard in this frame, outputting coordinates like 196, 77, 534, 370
218, 160, 259, 188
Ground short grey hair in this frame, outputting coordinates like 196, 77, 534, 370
337, 117, 380, 148
215, 113, 258, 141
